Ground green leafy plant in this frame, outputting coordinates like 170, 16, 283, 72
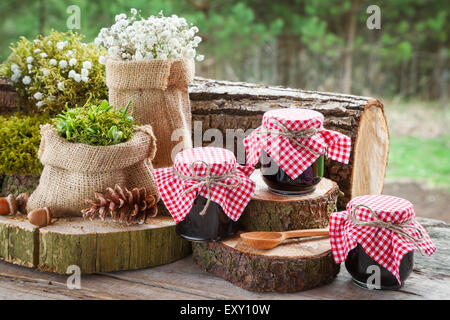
52, 99, 134, 146
0, 30, 108, 114
0, 112, 51, 175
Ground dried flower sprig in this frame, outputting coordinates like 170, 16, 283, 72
95, 9, 204, 62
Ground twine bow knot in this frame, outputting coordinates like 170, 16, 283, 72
174, 160, 242, 216
257, 118, 323, 156
349, 204, 425, 255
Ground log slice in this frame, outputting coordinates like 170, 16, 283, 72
193, 234, 340, 292
239, 170, 339, 232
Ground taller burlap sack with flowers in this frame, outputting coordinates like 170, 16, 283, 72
106, 58, 194, 168
27, 124, 159, 217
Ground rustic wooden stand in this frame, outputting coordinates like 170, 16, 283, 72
240, 170, 339, 231
193, 174, 340, 292
0, 215, 191, 274
193, 235, 339, 293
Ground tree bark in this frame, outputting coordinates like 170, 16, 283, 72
239, 172, 339, 231
342, 0, 361, 94
0, 77, 18, 114
193, 235, 340, 292
0, 215, 191, 274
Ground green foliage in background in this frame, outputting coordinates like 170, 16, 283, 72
0, 0, 447, 99
53, 99, 134, 146
0, 113, 51, 175
387, 135, 450, 191
0, 30, 107, 114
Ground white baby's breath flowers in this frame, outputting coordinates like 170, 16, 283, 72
40, 52, 47, 58
98, 56, 106, 65
59, 60, 68, 68
33, 92, 43, 100
56, 41, 66, 50
49, 59, 57, 66
95, 10, 204, 62
74, 73, 81, 82
34, 49, 41, 54
81, 68, 89, 77
36, 101, 44, 108
41, 68, 50, 76
22, 76, 31, 85
68, 70, 76, 78
57, 81, 65, 91
69, 58, 77, 66
82, 61, 92, 69
26, 56, 34, 63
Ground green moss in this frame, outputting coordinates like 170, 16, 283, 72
0, 112, 50, 175
52, 99, 134, 146
0, 30, 107, 114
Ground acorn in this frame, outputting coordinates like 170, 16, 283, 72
27, 207, 52, 227
16, 193, 30, 214
0, 195, 18, 215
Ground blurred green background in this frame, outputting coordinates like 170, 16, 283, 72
0, 0, 449, 219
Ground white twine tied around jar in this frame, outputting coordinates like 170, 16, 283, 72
257, 117, 323, 156
349, 204, 426, 255
173, 160, 242, 216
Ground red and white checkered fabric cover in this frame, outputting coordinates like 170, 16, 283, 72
154, 147, 255, 223
244, 108, 351, 180
330, 195, 436, 284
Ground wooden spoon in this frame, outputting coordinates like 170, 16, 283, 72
240, 228, 329, 250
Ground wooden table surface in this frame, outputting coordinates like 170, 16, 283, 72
0, 217, 448, 300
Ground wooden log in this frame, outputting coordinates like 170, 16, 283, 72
239, 171, 339, 232
0, 174, 40, 197
189, 78, 389, 209
193, 234, 340, 293
0, 215, 191, 274
0, 215, 39, 268
0, 77, 18, 114
1, 78, 389, 210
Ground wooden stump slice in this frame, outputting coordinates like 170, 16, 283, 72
0, 215, 38, 268
193, 234, 340, 292
0, 215, 191, 274
239, 171, 339, 232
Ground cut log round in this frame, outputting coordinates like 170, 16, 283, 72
0, 215, 191, 274
189, 78, 389, 209
193, 234, 340, 292
0, 77, 18, 114
239, 171, 339, 232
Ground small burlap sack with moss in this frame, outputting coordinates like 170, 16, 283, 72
27, 124, 159, 217
106, 58, 194, 169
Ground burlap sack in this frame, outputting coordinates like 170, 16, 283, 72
106, 58, 194, 169
27, 124, 159, 217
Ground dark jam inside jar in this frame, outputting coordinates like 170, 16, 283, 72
260, 150, 324, 195
175, 196, 238, 242
345, 244, 414, 290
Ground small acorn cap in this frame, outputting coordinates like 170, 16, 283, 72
44, 207, 52, 225
6, 194, 17, 215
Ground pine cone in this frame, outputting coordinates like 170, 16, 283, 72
82, 184, 158, 225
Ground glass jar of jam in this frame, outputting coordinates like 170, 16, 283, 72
175, 196, 239, 242
260, 150, 324, 195
153, 147, 256, 243
244, 108, 351, 196
345, 244, 414, 290
329, 195, 436, 291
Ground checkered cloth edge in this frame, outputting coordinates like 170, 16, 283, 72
329, 195, 436, 284
244, 108, 352, 180
154, 147, 255, 223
